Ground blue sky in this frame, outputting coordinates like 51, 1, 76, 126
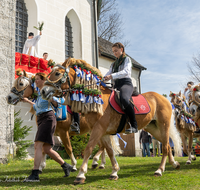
117, 0, 200, 97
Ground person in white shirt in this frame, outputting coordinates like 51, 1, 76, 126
184, 81, 194, 103
104, 42, 138, 134
22, 31, 42, 57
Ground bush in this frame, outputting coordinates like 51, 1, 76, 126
56, 133, 100, 160
14, 110, 33, 160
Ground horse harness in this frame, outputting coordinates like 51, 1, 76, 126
45, 64, 71, 97
10, 76, 30, 101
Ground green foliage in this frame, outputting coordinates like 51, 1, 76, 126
14, 110, 33, 160
70, 134, 90, 159
33, 21, 44, 31
56, 133, 99, 160
162, 94, 167, 97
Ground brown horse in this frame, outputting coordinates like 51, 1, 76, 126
41, 58, 182, 185
6, 70, 120, 172
169, 91, 197, 164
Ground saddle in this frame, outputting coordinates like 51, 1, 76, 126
109, 90, 151, 115
114, 87, 139, 111
109, 89, 151, 135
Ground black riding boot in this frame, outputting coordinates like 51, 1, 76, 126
124, 103, 138, 134
23, 169, 40, 182
70, 112, 80, 134
61, 162, 73, 177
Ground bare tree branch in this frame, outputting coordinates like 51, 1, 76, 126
98, 0, 130, 46
188, 54, 200, 82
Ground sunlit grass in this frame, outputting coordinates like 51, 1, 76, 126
0, 157, 200, 189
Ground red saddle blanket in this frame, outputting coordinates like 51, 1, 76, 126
109, 91, 151, 115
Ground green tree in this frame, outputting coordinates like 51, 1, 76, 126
14, 110, 33, 160
162, 94, 167, 98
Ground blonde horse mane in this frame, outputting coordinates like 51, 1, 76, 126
62, 58, 103, 78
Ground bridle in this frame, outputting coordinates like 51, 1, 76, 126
171, 94, 183, 110
10, 76, 30, 101
45, 64, 71, 97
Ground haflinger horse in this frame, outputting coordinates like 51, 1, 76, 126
41, 58, 182, 185
169, 91, 198, 164
6, 69, 121, 173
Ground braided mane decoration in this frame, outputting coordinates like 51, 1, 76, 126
63, 58, 104, 115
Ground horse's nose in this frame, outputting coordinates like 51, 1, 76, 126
7, 96, 11, 103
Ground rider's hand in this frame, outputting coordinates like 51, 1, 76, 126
104, 75, 112, 81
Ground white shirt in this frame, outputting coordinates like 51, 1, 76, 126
105, 56, 132, 80
22, 35, 41, 57
184, 89, 191, 103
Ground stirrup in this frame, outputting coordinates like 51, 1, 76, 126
125, 122, 138, 134
70, 122, 80, 134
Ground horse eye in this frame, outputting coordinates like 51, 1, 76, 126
55, 72, 60, 76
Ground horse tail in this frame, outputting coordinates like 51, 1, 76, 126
169, 110, 182, 156
110, 135, 123, 155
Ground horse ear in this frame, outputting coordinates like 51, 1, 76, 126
23, 69, 28, 78
179, 90, 181, 96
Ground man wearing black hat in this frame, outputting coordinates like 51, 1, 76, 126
22, 31, 42, 57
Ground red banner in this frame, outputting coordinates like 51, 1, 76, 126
15, 52, 51, 78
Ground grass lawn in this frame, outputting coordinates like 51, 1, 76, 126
0, 156, 200, 190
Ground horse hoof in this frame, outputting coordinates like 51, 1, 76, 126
92, 164, 98, 169
192, 157, 196, 161
99, 166, 105, 169
154, 172, 162, 177
175, 162, 180, 169
186, 161, 191, 165
109, 175, 118, 181
74, 177, 85, 185
71, 168, 77, 172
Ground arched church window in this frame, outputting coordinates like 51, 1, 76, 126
15, 0, 28, 53
65, 16, 73, 59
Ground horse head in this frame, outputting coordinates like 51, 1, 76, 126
6, 69, 34, 105
169, 91, 185, 110
41, 58, 76, 100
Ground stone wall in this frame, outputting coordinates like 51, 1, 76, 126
0, 0, 16, 163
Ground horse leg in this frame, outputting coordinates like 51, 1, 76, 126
145, 120, 170, 176
57, 126, 77, 172
100, 135, 120, 180
38, 151, 46, 173
91, 144, 104, 169
181, 134, 188, 154
168, 144, 180, 170
99, 149, 106, 169
181, 134, 190, 164
186, 133, 196, 164
74, 125, 105, 185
